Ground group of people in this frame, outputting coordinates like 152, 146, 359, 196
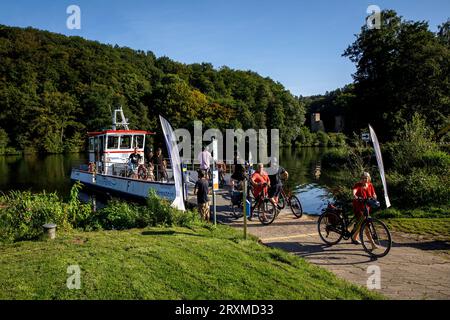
128, 147, 168, 181
194, 150, 290, 223
194, 150, 379, 237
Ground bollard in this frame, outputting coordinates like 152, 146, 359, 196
42, 223, 57, 240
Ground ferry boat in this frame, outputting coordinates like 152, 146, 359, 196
70, 107, 185, 210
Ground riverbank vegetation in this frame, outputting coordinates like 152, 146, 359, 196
313, 10, 449, 238
0, 185, 380, 300
321, 114, 450, 239
0, 182, 200, 242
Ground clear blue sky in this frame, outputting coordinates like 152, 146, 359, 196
0, 0, 449, 96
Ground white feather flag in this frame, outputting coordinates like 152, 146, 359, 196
369, 125, 391, 208
159, 115, 186, 211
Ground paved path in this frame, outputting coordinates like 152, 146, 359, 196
195, 190, 450, 300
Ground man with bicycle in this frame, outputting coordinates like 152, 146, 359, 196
268, 157, 288, 206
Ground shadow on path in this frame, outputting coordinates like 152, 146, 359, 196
392, 240, 450, 251
266, 241, 375, 265
141, 230, 205, 238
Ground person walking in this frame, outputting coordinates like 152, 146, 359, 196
194, 170, 210, 222
198, 146, 213, 178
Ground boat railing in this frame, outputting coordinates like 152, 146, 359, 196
182, 161, 235, 174
77, 160, 175, 183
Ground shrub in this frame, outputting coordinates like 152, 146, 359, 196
89, 190, 202, 230
95, 200, 140, 230
321, 148, 349, 168
395, 169, 449, 207
0, 128, 9, 150
0, 185, 203, 242
0, 191, 71, 242
0, 183, 93, 241
316, 131, 329, 147
328, 133, 346, 147
67, 181, 94, 228
392, 114, 437, 173
420, 150, 450, 173
144, 189, 201, 227
297, 126, 319, 146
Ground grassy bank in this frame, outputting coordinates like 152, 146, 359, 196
0, 225, 381, 300
383, 218, 450, 241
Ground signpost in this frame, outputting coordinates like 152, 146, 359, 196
362, 132, 370, 147
362, 133, 370, 142
243, 179, 247, 240
212, 139, 218, 226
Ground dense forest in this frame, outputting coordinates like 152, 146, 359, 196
0, 9, 449, 155
303, 10, 450, 141
0, 24, 305, 154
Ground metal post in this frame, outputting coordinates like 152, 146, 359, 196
212, 160, 217, 226
243, 178, 248, 240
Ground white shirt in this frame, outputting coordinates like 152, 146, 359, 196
198, 150, 212, 170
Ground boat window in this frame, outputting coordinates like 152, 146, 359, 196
99, 136, 105, 153
107, 136, 119, 149
133, 135, 144, 149
89, 138, 94, 152
120, 135, 132, 149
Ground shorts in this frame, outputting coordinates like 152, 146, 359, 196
269, 184, 282, 198
198, 202, 210, 221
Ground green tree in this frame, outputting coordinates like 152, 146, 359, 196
343, 10, 450, 139
0, 128, 9, 152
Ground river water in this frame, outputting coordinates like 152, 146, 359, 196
0, 148, 337, 215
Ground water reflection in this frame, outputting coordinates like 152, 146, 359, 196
296, 183, 333, 215
279, 147, 335, 215
0, 153, 88, 196
1, 148, 339, 215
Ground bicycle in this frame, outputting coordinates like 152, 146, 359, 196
275, 186, 303, 218
317, 197, 392, 258
230, 178, 279, 225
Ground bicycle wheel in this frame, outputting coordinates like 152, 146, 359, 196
318, 211, 344, 245
289, 195, 303, 218
231, 204, 243, 219
257, 200, 278, 225
277, 193, 286, 210
360, 218, 392, 258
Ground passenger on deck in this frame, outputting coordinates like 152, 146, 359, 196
151, 148, 168, 181
128, 147, 142, 178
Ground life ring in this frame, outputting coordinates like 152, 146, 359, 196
137, 164, 147, 180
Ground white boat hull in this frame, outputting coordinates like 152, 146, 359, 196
70, 169, 177, 202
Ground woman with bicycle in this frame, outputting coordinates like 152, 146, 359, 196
352, 172, 378, 247
251, 163, 271, 222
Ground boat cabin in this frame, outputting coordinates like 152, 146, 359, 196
88, 130, 154, 176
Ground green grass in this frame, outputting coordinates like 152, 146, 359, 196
0, 225, 381, 300
376, 206, 449, 219
383, 218, 450, 241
